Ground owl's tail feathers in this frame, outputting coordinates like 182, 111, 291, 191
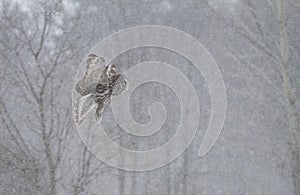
74, 93, 96, 126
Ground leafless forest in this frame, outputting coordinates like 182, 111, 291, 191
0, 0, 299, 194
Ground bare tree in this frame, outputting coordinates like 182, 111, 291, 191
0, 1, 105, 194
208, 0, 300, 193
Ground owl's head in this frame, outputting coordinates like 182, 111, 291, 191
106, 63, 117, 77
111, 74, 128, 96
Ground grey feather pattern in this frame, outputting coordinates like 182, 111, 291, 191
74, 93, 96, 125
75, 54, 105, 96
74, 54, 127, 126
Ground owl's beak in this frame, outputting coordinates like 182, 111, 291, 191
124, 79, 128, 90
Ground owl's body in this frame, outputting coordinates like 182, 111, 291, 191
94, 81, 110, 118
74, 54, 127, 125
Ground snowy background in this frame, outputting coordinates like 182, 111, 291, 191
0, 0, 299, 194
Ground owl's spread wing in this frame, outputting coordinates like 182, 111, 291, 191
74, 93, 96, 126
76, 54, 106, 96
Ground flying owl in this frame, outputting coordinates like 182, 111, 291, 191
74, 54, 127, 125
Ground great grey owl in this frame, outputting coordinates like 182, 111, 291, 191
74, 54, 127, 126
